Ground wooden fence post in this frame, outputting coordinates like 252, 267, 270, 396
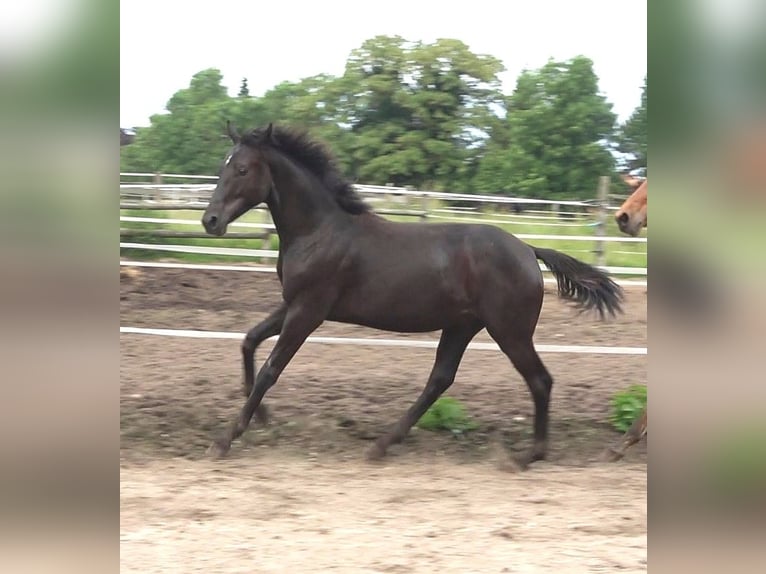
153, 172, 163, 202
594, 176, 609, 267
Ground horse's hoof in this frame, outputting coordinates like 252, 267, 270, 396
365, 443, 387, 462
501, 449, 545, 472
207, 440, 231, 459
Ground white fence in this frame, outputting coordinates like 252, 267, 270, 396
120, 326, 647, 355
120, 173, 647, 356
120, 172, 647, 275
120, 172, 634, 216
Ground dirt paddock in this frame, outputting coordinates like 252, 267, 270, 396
120, 265, 647, 573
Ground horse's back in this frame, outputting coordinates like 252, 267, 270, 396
356, 217, 537, 278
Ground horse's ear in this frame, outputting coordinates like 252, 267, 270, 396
264, 122, 274, 143
226, 120, 240, 144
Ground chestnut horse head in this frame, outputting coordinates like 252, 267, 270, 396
614, 179, 647, 237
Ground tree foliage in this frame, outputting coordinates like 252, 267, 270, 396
475, 56, 617, 198
333, 36, 505, 190
121, 39, 643, 201
617, 75, 647, 169
120, 68, 235, 174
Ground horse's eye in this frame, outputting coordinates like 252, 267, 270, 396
237, 167, 247, 176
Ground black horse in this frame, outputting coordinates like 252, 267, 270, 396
202, 122, 624, 467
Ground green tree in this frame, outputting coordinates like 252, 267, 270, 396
617, 75, 647, 169
474, 56, 617, 199
120, 68, 236, 174
334, 36, 505, 190
166, 68, 228, 111
120, 49, 621, 201
120, 69, 348, 176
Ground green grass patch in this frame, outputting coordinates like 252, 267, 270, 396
610, 384, 647, 433
416, 396, 479, 434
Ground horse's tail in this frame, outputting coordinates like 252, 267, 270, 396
532, 246, 624, 319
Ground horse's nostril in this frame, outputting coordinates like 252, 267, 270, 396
202, 215, 218, 229
616, 212, 629, 224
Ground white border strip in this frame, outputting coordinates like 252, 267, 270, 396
119, 260, 646, 286
119, 326, 647, 355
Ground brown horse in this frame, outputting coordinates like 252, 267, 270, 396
201, 122, 624, 468
603, 180, 648, 461
614, 179, 647, 237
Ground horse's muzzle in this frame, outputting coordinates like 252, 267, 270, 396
615, 212, 638, 237
202, 212, 226, 236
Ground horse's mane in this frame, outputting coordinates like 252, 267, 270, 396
241, 125, 371, 215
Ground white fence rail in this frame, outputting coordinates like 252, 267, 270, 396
120, 326, 647, 355
119, 242, 646, 277
119, 215, 646, 243
119, 172, 633, 215
119, 260, 648, 287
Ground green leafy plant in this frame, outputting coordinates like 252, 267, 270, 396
416, 396, 479, 434
610, 384, 647, 432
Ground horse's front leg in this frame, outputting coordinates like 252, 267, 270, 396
240, 304, 287, 425
208, 297, 328, 458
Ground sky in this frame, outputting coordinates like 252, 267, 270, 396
120, 0, 646, 129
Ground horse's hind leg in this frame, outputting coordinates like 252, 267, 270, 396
488, 329, 554, 468
242, 303, 287, 422
367, 324, 480, 461
602, 406, 647, 462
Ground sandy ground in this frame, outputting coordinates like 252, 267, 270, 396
121, 457, 646, 574
120, 265, 647, 573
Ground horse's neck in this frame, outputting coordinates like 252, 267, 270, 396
266, 153, 341, 246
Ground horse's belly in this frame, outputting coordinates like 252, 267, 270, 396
328, 279, 475, 333
328, 309, 469, 333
